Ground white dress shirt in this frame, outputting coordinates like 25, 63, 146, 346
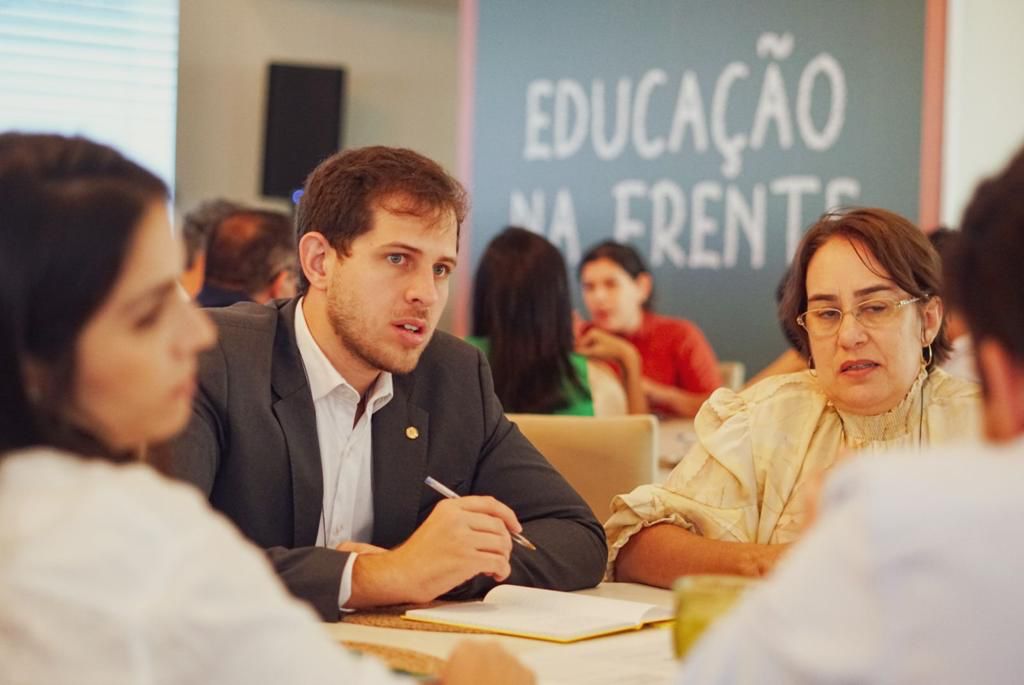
0, 448, 407, 685
294, 298, 393, 609
676, 438, 1024, 684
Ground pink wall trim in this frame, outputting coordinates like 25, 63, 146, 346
453, 0, 478, 336
919, 0, 946, 231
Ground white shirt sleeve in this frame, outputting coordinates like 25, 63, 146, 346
339, 551, 358, 610
159, 533, 399, 683
674, 448, 1024, 685
0, 452, 410, 685
148, 483, 408, 685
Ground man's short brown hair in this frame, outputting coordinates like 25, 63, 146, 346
949, 146, 1024, 365
295, 146, 468, 295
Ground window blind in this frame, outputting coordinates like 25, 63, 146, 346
0, 0, 179, 187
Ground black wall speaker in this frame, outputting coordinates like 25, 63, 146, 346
261, 63, 346, 200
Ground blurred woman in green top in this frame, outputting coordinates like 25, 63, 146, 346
470, 227, 646, 416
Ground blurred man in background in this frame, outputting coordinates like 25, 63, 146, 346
179, 198, 242, 298
197, 208, 297, 307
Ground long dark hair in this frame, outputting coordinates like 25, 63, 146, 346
471, 227, 584, 413
0, 133, 168, 459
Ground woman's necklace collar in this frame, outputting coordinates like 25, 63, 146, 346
832, 368, 929, 442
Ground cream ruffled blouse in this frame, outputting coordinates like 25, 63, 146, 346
605, 368, 981, 576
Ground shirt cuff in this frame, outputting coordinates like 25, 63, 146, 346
338, 551, 358, 611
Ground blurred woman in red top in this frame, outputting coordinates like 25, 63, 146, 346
578, 241, 722, 417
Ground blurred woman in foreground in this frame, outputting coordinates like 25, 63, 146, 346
0, 133, 531, 685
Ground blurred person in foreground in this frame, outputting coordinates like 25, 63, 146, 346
0, 133, 532, 684
196, 208, 298, 307
676, 145, 1024, 685
470, 227, 647, 416
608, 208, 981, 587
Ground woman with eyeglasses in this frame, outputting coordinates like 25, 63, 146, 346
606, 208, 981, 587
0, 133, 533, 684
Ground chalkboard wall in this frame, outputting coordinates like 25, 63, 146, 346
467, 0, 927, 374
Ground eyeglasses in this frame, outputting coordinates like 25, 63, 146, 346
796, 297, 921, 337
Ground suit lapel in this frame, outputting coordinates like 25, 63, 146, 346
372, 373, 429, 548
270, 299, 324, 546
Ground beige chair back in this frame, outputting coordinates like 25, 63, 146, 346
507, 414, 658, 521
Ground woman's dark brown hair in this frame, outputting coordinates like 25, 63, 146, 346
472, 227, 584, 413
0, 133, 167, 459
778, 207, 950, 370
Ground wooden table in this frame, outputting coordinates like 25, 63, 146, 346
324, 583, 679, 685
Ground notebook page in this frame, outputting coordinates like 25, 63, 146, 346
485, 585, 672, 624
404, 585, 673, 641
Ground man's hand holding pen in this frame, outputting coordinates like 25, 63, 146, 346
346, 495, 524, 608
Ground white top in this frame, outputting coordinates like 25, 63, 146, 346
294, 297, 394, 608
0, 448, 407, 685
676, 437, 1024, 684
587, 360, 628, 416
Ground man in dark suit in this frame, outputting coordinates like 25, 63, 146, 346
169, 146, 607, 621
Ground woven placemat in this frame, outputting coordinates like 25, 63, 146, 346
341, 602, 488, 634
342, 640, 445, 676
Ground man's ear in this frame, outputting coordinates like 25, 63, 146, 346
298, 232, 333, 293
179, 250, 205, 299
976, 338, 1024, 443
921, 295, 944, 345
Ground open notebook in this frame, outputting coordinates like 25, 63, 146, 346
403, 585, 673, 643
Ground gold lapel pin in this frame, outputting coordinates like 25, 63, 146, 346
405, 426, 419, 440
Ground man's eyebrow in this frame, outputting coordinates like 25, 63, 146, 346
379, 242, 457, 267
380, 241, 423, 255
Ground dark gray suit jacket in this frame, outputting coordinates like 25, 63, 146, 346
169, 299, 607, 620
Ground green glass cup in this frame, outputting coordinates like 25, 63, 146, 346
672, 574, 754, 658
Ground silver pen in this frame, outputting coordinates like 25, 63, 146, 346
424, 476, 538, 551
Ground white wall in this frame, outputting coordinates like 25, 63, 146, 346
942, 0, 1024, 226
175, 0, 458, 214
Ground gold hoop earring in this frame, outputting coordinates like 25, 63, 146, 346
807, 355, 817, 378
922, 344, 933, 368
